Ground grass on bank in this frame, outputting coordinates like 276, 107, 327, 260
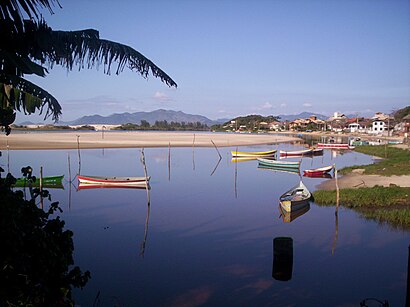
313, 186, 410, 229
339, 145, 410, 176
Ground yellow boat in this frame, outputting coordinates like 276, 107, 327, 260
231, 149, 276, 158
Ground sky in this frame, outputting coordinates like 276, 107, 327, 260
20, 0, 410, 123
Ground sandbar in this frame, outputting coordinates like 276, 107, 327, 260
316, 171, 410, 190
0, 131, 300, 150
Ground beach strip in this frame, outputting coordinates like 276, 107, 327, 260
0, 131, 300, 150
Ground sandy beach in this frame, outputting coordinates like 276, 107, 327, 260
0, 131, 300, 150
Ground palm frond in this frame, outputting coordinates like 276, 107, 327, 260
23, 20, 177, 87
0, 0, 60, 31
0, 76, 61, 121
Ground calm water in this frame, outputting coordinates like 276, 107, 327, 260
3, 141, 409, 306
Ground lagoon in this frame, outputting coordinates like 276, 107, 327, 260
5, 142, 409, 306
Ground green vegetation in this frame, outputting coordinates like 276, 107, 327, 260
393, 106, 410, 121
0, 167, 90, 305
340, 145, 410, 176
114, 120, 209, 131
313, 186, 410, 229
212, 114, 281, 132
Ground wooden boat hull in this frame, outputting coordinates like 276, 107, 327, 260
317, 143, 353, 149
13, 175, 64, 188
303, 173, 332, 178
78, 183, 150, 190
279, 181, 311, 213
279, 149, 313, 157
279, 203, 310, 223
257, 158, 300, 169
78, 175, 150, 185
231, 149, 276, 158
303, 165, 333, 176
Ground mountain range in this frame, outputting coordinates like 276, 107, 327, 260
19, 109, 330, 126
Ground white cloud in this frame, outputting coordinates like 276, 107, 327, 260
303, 103, 312, 107
261, 102, 273, 109
153, 91, 172, 102
280, 103, 287, 108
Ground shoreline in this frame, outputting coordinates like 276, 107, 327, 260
0, 131, 300, 150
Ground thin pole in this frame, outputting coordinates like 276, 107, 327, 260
77, 135, 81, 175
192, 134, 196, 170
211, 140, 222, 159
234, 146, 238, 198
335, 164, 339, 214
168, 142, 171, 181
40, 166, 43, 210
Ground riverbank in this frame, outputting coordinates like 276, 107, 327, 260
0, 131, 300, 150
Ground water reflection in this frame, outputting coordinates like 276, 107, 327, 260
279, 203, 310, 223
3, 144, 408, 306
272, 237, 293, 281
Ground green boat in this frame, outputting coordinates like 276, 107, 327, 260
257, 158, 300, 169
13, 175, 64, 189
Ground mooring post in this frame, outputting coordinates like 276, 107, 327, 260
40, 166, 43, 210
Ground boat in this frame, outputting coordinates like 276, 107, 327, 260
257, 158, 300, 169
257, 164, 300, 175
279, 148, 313, 157
231, 149, 277, 158
303, 173, 332, 179
279, 203, 310, 223
77, 175, 150, 186
303, 165, 334, 177
312, 148, 324, 155
77, 183, 150, 190
13, 175, 64, 188
317, 143, 353, 149
279, 181, 311, 213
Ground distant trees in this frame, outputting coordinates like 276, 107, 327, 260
115, 120, 209, 131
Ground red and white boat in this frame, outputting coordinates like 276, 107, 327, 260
279, 148, 313, 157
303, 165, 334, 177
78, 175, 150, 186
316, 143, 353, 149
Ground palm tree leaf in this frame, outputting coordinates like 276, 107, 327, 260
23, 20, 177, 87
0, 0, 60, 31
0, 76, 61, 121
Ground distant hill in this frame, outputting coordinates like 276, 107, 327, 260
275, 112, 328, 121
58, 109, 226, 126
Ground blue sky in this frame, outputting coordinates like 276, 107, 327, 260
21, 0, 410, 122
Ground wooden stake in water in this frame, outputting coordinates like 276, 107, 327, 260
335, 164, 339, 215
192, 134, 196, 170
211, 140, 222, 159
40, 166, 44, 210
77, 135, 81, 175
168, 142, 171, 181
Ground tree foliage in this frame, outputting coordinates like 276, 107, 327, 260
0, 168, 90, 306
0, 0, 177, 134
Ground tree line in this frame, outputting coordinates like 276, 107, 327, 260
114, 120, 209, 131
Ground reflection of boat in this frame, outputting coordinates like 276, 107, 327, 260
13, 175, 64, 189
303, 165, 334, 177
231, 157, 258, 163
77, 175, 150, 186
303, 173, 332, 179
279, 203, 310, 223
272, 237, 293, 281
231, 149, 276, 158
257, 158, 300, 169
279, 181, 311, 212
257, 164, 300, 175
312, 148, 324, 155
77, 183, 150, 190
317, 143, 353, 149
279, 148, 313, 157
